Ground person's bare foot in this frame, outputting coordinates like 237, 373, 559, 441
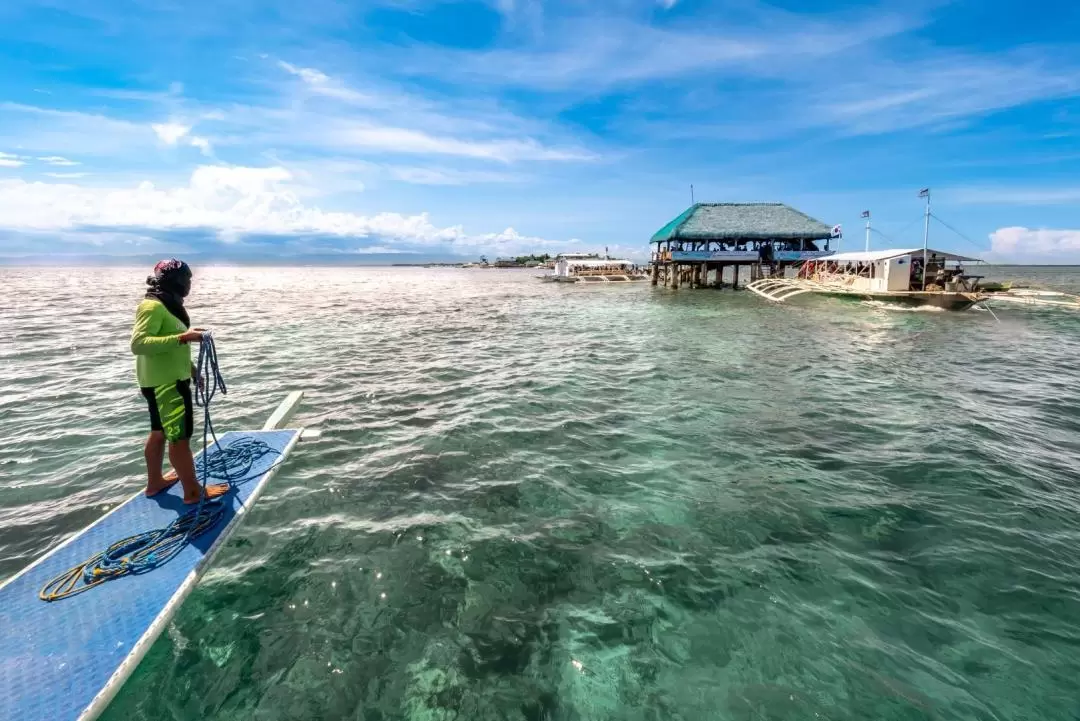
145, 473, 180, 497
183, 483, 230, 505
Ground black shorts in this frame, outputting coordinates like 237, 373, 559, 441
141, 379, 194, 442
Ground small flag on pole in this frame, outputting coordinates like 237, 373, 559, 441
861, 210, 870, 219
918, 188, 930, 198
830, 224, 842, 238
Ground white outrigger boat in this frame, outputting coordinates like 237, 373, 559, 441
747, 247, 989, 311
747, 190, 993, 311
538, 253, 648, 283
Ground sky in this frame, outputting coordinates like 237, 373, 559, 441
0, 0, 1078, 263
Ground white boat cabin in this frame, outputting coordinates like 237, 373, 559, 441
802, 248, 982, 292
555, 256, 634, 277
540, 253, 645, 282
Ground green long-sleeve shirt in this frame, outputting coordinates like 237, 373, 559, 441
130, 299, 191, 388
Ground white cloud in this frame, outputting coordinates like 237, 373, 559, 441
0, 165, 566, 254
352, 245, 414, 254
990, 227, 1080, 257
455, 226, 548, 248
388, 166, 523, 185
402, 10, 918, 91
278, 60, 377, 105
391, 7, 1077, 141
0, 151, 26, 168
269, 58, 587, 160
38, 155, 80, 166
43, 172, 89, 178
151, 122, 192, 145
151, 122, 214, 154
3, 62, 590, 180
189, 136, 213, 156
0, 103, 153, 157
278, 61, 329, 86
335, 124, 593, 162
812, 51, 1080, 135
658, 0, 678, 8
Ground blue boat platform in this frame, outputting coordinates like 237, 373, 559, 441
0, 428, 301, 721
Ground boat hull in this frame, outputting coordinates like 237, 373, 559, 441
815, 291, 984, 311
538, 275, 648, 283
865, 291, 984, 311
746, 278, 987, 311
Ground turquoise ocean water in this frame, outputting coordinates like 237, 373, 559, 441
3, 265, 1080, 720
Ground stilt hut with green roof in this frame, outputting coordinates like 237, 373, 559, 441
649, 202, 837, 289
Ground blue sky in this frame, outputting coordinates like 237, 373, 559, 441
0, 0, 1078, 262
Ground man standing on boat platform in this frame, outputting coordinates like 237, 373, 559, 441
130, 259, 228, 504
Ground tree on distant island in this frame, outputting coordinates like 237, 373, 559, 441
513, 254, 552, 265
480, 255, 488, 265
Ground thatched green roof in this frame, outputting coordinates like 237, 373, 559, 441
650, 203, 832, 243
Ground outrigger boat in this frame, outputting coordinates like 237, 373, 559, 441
747, 248, 988, 311
538, 253, 648, 283
747, 189, 993, 311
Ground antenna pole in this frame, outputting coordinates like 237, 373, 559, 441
922, 189, 931, 291
690, 184, 694, 205
864, 211, 871, 253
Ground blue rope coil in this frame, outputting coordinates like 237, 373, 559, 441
39, 333, 279, 601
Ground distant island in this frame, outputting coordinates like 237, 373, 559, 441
392, 254, 554, 268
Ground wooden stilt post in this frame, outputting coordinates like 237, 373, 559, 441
733, 264, 740, 290
671, 263, 680, 289
651, 263, 659, 286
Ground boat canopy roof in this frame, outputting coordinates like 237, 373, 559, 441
556, 253, 601, 259
820, 248, 982, 263
566, 258, 633, 267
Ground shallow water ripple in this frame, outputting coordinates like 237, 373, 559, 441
2, 265, 1080, 720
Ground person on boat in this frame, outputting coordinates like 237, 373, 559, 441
131, 260, 228, 504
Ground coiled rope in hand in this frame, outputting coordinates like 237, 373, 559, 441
40, 333, 278, 601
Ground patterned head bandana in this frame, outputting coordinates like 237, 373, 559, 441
145, 259, 192, 327
151, 259, 190, 283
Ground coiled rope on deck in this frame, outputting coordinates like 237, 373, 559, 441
39, 333, 279, 602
